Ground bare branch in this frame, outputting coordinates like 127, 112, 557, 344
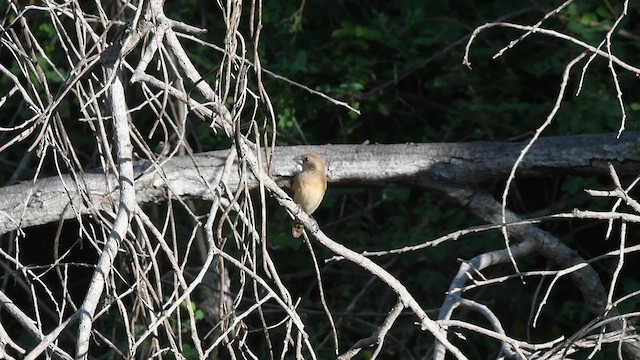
75, 48, 136, 359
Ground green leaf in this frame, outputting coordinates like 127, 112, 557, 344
580, 13, 597, 26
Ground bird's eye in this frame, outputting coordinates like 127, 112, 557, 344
303, 156, 310, 162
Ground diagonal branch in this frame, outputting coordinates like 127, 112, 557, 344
431, 181, 640, 359
238, 140, 468, 359
74, 52, 136, 358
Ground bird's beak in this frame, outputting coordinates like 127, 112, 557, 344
293, 155, 303, 165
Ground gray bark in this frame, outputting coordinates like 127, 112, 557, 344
1, 132, 639, 235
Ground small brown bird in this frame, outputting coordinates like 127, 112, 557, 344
291, 153, 327, 238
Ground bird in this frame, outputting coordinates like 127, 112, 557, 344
291, 153, 327, 238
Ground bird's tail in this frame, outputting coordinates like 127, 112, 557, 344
292, 222, 304, 238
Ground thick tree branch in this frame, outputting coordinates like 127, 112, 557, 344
1, 132, 639, 235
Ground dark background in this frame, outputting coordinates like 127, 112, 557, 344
2, 0, 640, 358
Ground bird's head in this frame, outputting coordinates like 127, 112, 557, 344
294, 153, 325, 172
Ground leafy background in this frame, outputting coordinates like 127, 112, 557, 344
2, 0, 640, 358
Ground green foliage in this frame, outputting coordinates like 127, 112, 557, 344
4, 0, 640, 357
249, 1, 640, 355
255, 0, 640, 144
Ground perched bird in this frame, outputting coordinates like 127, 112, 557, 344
291, 153, 327, 238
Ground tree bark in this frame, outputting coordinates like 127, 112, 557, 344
1, 131, 639, 235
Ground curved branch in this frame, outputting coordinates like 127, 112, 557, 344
464, 22, 640, 75
432, 182, 640, 359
